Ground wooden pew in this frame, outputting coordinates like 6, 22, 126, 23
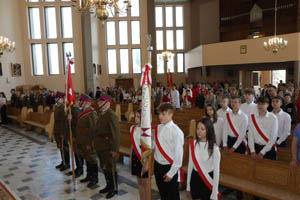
7, 106, 28, 126
23, 110, 54, 137
119, 122, 133, 157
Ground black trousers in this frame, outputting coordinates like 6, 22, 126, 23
61, 140, 70, 165
74, 152, 83, 170
0, 105, 7, 124
227, 136, 246, 154
154, 161, 180, 200
255, 143, 277, 160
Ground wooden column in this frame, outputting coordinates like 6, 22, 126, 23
298, 0, 300, 31
294, 61, 300, 88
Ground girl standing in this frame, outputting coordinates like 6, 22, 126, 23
205, 104, 224, 147
186, 117, 221, 200
130, 109, 148, 200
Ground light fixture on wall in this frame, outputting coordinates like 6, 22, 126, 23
263, 0, 288, 53
0, 36, 15, 57
74, 0, 131, 22
161, 50, 174, 62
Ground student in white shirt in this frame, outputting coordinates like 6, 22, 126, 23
170, 85, 181, 109
240, 88, 257, 117
130, 109, 148, 200
248, 96, 278, 161
0, 92, 7, 124
205, 104, 224, 147
217, 96, 232, 120
153, 103, 184, 200
223, 96, 248, 155
186, 117, 220, 200
272, 96, 291, 147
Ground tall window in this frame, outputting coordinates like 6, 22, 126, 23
105, 0, 141, 74
155, 5, 185, 73
26, 0, 74, 76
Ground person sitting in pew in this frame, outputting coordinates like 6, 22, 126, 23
130, 109, 149, 200
272, 96, 291, 147
290, 123, 300, 167
284, 93, 297, 124
186, 117, 221, 200
205, 104, 224, 147
217, 96, 231, 120
222, 96, 248, 155
248, 96, 278, 161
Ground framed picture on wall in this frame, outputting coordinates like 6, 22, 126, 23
0, 62, 2, 76
98, 64, 101, 75
240, 45, 247, 54
11, 63, 21, 77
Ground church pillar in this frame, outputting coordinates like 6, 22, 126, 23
294, 61, 300, 87
81, 14, 94, 93
147, 0, 157, 86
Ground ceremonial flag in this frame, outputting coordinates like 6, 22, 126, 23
140, 63, 152, 165
65, 59, 75, 108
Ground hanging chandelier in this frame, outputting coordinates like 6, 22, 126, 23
263, 0, 288, 53
75, 0, 131, 22
161, 50, 174, 62
0, 36, 15, 57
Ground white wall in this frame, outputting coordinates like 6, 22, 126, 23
0, 0, 26, 100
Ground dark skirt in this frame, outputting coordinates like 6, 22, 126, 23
190, 169, 213, 200
131, 150, 148, 178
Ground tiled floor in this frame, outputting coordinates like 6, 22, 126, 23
0, 125, 237, 200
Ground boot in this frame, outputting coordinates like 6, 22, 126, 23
105, 172, 118, 199
75, 168, 83, 178
99, 171, 111, 194
55, 162, 63, 169
87, 164, 98, 188
60, 164, 70, 171
80, 162, 92, 183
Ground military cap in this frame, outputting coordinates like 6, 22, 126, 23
97, 94, 112, 102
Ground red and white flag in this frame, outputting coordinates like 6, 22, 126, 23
65, 59, 75, 108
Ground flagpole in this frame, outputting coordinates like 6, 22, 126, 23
66, 53, 76, 184
146, 35, 153, 200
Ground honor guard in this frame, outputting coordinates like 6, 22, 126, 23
95, 95, 120, 199
76, 95, 99, 188
66, 96, 84, 178
53, 92, 70, 171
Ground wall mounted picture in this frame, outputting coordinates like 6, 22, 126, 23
98, 64, 101, 75
11, 63, 21, 77
0, 62, 2, 76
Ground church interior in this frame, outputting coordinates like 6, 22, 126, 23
1, 0, 300, 199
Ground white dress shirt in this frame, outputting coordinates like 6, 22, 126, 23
170, 89, 180, 109
153, 120, 184, 179
273, 109, 291, 145
222, 110, 248, 149
213, 117, 224, 146
187, 140, 220, 200
240, 102, 257, 117
130, 125, 142, 155
217, 107, 232, 120
248, 112, 278, 155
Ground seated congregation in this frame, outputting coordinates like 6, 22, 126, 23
1, 82, 300, 200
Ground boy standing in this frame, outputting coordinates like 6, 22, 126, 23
217, 96, 232, 120
154, 103, 184, 200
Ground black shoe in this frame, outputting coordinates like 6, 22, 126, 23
60, 165, 70, 171
75, 169, 83, 178
87, 179, 98, 188
55, 162, 63, 169
80, 175, 91, 183
99, 186, 110, 194
66, 171, 73, 176
106, 190, 117, 199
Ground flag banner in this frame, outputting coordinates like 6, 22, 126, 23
140, 63, 152, 166
66, 59, 75, 108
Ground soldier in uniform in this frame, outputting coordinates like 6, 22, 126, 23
76, 95, 99, 188
95, 95, 120, 199
66, 95, 84, 178
53, 92, 70, 171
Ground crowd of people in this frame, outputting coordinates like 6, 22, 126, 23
1, 80, 300, 200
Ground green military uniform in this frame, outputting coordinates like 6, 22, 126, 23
76, 103, 99, 186
53, 102, 70, 170
95, 107, 120, 197
66, 104, 83, 177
